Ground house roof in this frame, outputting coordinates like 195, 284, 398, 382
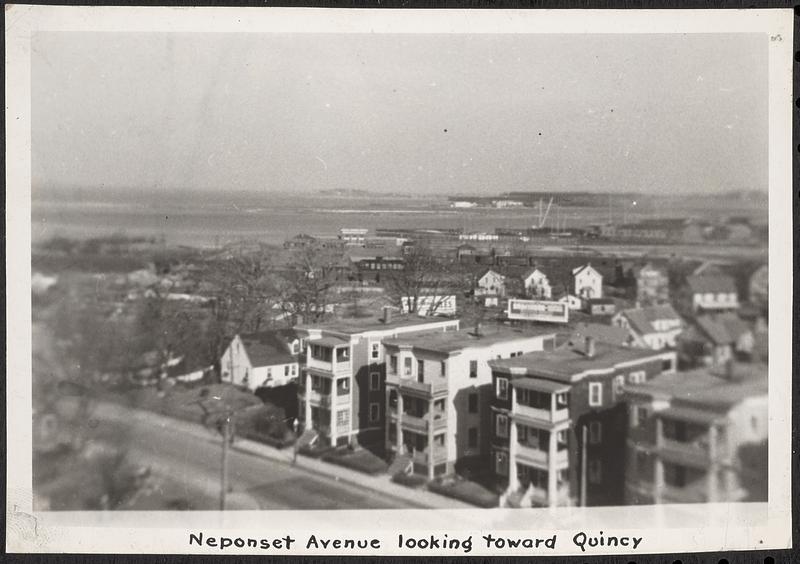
626, 364, 766, 411
295, 315, 459, 336
618, 304, 682, 335
490, 342, 665, 383
572, 263, 599, 277
686, 274, 738, 295
693, 313, 751, 345
571, 322, 630, 347
383, 324, 558, 354
239, 330, 300, 367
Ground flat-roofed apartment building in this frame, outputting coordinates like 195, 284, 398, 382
382, 324, 559, 480
296, 309, 460, 448
624, 363, 767, 504
490, 337, 677, 508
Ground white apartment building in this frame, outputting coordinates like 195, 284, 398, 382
382, 324, 559, 480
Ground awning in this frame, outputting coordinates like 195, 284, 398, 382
309, 336, 349, 347
656, 406, 723, 425
512, 378, 571, 394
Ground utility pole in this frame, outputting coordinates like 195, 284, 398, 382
580, 424, 588, 507
220, 409, 232, 511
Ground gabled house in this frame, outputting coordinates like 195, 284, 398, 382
572, 264, 603, 301
612, 305, 684, 351
475, 269, 507, 306
220, 329, 304, 391
686, 274, 740, 313
678, 313, 755, 368
522, 268, 552, 299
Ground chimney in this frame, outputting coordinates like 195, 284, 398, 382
382, 305, 393, 324
585, 336, 596, 358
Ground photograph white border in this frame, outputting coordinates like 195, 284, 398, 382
6, 5, 794, 555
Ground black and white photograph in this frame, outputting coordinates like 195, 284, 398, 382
6, 6, 793, 556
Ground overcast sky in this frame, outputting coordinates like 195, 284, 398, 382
32, 32, 767, 196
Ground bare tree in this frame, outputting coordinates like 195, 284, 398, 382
202, 249, 282, 363
383, 244, 470, 316
275, 245, 345, 323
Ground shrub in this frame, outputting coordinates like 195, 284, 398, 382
322, 450, 387, 475
427, 479, 499, 508
391, 472, 427, 488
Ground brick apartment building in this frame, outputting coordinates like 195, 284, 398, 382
489, 337, 677, 508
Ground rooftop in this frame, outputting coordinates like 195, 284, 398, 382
686, 274, 738, 295
295, 314, 459, 336
239, 329, 300, 367
383, 324, 559, 354
625, 363, 767, 411
490, 342, 665, 382
617, 304, 682, 335
571, 322, 630, 347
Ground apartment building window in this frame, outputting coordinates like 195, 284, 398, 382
556, 429, 569, 450
497, 378, 509, 400
291, 365, 297, 376
468, 393, 478, 413
403, 357, 413, 377
369, 403, 380, 423
589, 421, 602, 444
336, 347, 350, 363
588, 460, 602, 484
637, 406, 649, 427
469, 360, 478, 378
555, 391, 569, 408
629, 371, 646, 384
468, 427, 478, 448
417, 360, 425, 379
337, 378, 350, 395
588, 382, 603, 407
371, 342, 380, 360
613, 375, 625, 397
495, 414, 509, 438
495, 451, 509, 476
389, 355, 398, 375
284, 365, 290, 376
369, 372, 381, 391
336, 409, 350, 430
440, 361, 447, 377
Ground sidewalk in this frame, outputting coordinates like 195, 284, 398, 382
93, 401, 474, 510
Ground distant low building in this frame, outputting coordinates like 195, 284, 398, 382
612, 305, 684, 351
570, 322, 632, 348
586, 298, 617, 316
624, 363, 767, 504
686, 274, 740, 313
220, 330, 303, 391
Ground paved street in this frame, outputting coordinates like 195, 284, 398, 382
87, 402, 425, 510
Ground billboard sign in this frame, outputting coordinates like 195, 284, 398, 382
401, 295, 457, 317
507, 298, 569, 323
